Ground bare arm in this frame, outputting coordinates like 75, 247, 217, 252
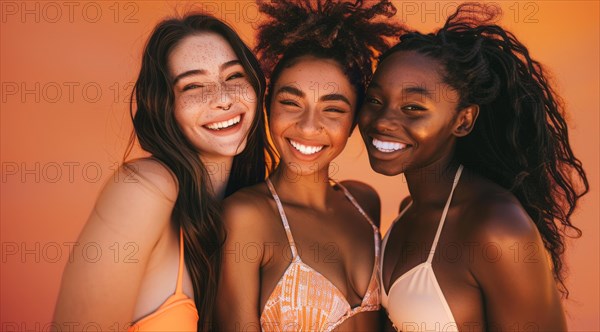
53, 159, 177, 331
470, 200, 566, 331
216, 191, 266, 331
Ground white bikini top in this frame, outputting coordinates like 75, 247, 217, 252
380, 165, 463, 332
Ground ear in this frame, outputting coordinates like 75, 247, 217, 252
453, 105, 479, 137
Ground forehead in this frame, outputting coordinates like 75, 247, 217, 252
168, 32, 238, 76
372, 51, 445, 88
275, 57, 355, 98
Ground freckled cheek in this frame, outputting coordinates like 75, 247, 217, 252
178, 93, 211, 109
174, 95, 210, 125
323, 116, 352, 135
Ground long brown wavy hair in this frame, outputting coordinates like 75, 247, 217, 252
124, 13, 275, 330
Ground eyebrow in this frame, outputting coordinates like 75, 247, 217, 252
403, 86, 435, 99
173, 69, 206, 85
320, 93, 351, 106
172, 60, 242, 85
276, 86, 351, 106
275, 85, 305, 98
221, 59, 241, 71
369, 81, 435, 101
368, 81, 382, 90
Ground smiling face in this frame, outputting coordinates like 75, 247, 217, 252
169, 32, 256, 161
269, 56, 356, 175
359, 51, 465, 176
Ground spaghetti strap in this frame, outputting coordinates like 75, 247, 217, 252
331, 180, 379, 231
393, 201, 413, 227
260, 178, 382, 331
175, 227, 185, 294
265, 179, 298, 258
426, 165, 463, 264
128, 226, 198, 331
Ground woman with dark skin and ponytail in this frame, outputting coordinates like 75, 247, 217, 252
360, 4, 589, 331
216, 1, 401, 331
54, 13, 274, 331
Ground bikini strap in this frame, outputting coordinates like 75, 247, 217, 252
427, 165, 463, 264
380, 200, 413, 289
265, 179, 298, 258
175, 227, 185, 294
382, 200, 413, 252
331, 180, 379, 233
394, 200, 413, 225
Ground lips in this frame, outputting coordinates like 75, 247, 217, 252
371, 138, 409, 153
204, 114, 242, 131
364, 130, 413, 158
288, 139, 325, 155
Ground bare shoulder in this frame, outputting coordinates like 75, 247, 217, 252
339, 180, 381, 226
92, 157, 179, 235
463, 189, 539, 246
457, 175, 565, 328
458, 182, 547, 279
119, 157, 179, 202
222, 182, 273, 237
55, 161, 179, 328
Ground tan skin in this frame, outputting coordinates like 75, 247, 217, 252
359, 51, 566, 331
53, 33, 257, 330
217, 57, 381, 331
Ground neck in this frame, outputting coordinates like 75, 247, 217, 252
404, 155, 461, 207
200, 154, 233, 200
269, 163, 331, 210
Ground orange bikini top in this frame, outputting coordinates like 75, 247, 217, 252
260, 179, 381, 332
128, 228, 198, 331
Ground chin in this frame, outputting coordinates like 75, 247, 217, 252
233, 142, 249, 156
369, 159, 404, 177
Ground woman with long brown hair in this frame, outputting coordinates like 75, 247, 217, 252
54, 13, 274, 331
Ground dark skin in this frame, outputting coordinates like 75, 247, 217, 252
359, 51, 566, 331
217, 58, 381, 331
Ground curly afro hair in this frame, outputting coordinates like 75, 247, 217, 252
255, 0, 405, 118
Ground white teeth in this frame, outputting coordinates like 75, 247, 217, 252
289, 139, 325, 155
372, 138, 407, 153
205, 115, 241, 130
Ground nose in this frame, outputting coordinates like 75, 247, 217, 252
296, 109, 323, 135
210, 82, 234, 111
371, 107, 399, 133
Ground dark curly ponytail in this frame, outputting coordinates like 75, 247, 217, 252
381, 2, 589, 297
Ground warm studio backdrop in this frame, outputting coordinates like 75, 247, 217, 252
1, 1, 598, 330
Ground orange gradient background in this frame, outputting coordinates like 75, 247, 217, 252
1, 1, 598, 330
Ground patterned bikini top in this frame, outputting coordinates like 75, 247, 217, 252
260, 179, 381, 332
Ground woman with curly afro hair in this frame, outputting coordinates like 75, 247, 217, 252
216, 1, 403, 331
